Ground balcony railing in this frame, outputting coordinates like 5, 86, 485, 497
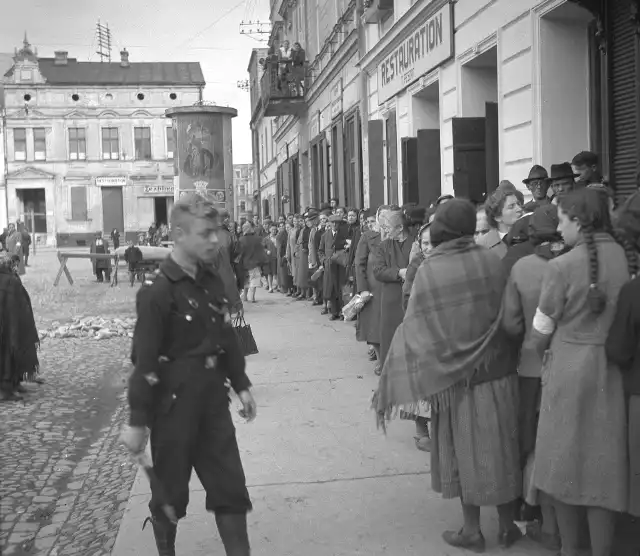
260, 59, 308, 117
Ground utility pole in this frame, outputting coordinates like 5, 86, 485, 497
239, 21, 271, 39
96, 20, 112, 63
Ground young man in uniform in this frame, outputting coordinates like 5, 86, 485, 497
120, 193, 256, 556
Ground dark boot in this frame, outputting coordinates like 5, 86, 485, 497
215, 513, 250, 556
143, 514, 177, 556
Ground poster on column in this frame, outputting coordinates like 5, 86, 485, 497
174, 114, 225, 200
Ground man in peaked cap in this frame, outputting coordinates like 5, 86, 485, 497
522, 165, 550, 212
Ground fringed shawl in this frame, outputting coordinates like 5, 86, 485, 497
374, 237, 507, 419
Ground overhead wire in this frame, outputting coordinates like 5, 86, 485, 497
176, 0, 245, 48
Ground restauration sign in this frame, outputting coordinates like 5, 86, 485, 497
376, 3, 453, 104
143, 185, 175, 195
95, 176, 127, 186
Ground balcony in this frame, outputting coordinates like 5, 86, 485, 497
260, 59, 308, 118
363, 0, 393, 23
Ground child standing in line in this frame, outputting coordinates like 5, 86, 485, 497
124, 240, 143, 287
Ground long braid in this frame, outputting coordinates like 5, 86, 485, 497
610, 227, 639, 279
582, 224, 607, 315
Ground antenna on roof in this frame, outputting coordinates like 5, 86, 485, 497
96, 20, 112, 63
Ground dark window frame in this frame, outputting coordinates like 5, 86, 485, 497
101, 127, 120, 160
69, 127, 87, 160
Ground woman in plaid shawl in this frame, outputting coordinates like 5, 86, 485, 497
374, 199, 522, 551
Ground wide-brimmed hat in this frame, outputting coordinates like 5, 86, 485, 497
304, 208, 319, 220
328, 214, 343, 223
523, 165, 548, 184
546, 162, 580, 182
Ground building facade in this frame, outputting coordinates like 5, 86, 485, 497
233, 163, 255, 221
2, 36, 204, 246
361, 0, 640, 207
248, 0, 365, 218
252, 0, 640, 209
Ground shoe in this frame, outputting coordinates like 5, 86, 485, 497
312, 300, 322, 306
286, 292, 293, 297
295, 296, 306, 301
320, 308, 329, 315
329, 314, 340, 321
374, 363, 382, 376
414, 436, 431, 452
368, 351, 377, 361
498, 526, 523, 548
442, 529, 486, 553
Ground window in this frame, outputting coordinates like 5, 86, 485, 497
239, 183, 246, 196
134, 127, 152, 160
102, 127, 120, 160
70, 186, 88, 220
240, 201, 246, 211
20, 69, 32, 81
33, 128, 46, 160
166, 127, 175, 159
13, 128, 26, 161
69, 127, 86, 160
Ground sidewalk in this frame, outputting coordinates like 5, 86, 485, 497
112, 293, 548, 556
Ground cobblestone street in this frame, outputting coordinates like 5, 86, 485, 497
0, 251, 139, 556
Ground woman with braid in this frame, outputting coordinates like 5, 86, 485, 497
606, 191, 640, 520
529, 188, 629, 556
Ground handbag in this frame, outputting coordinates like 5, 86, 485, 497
330, 249, 349, 267
233, 316, 259, 356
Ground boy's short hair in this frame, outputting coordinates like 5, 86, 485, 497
170, 193, 218, 231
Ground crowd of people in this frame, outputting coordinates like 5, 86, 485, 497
0, 221, 32, 275
233, 150, 638, 555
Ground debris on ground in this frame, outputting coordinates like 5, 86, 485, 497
39, 316, 136, 340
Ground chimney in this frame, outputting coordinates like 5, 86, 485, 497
54, 51, 68, 65
120, 48, 130, 68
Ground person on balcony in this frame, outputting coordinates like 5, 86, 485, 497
279, 40, 292, 60
291, 42, 306, 96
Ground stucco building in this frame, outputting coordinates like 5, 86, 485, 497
233, 163, 255, 221
251, 0, 640, 209
2, 36, 204, 246
248, 0, 365, 219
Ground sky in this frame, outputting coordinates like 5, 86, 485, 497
0, 0, 270, 163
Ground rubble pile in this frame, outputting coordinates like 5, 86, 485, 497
39, 316, 136, 340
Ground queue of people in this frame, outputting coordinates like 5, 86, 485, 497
241, 148, 638, 556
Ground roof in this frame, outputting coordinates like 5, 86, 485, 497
0, 53, 14, 76
4, 58, 206, 87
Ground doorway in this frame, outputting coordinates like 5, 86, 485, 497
454, 46, 499, 201
385, 111, 399, 205
17, 188, 47, 233
409, 81, 441, 205
539, 3, 593, 169
153, 197, 173, 226
290, 154, 300, 213
101, 187, 124, 233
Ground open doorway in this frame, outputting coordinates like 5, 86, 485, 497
408, 81, 441, 205
153, 197, 174, 226
17, 188, 47, 233
539, 3, 593, 168
453, 46, 499, 201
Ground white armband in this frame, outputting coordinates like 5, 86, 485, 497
533, 308, 555, 335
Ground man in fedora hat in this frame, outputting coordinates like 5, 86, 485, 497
546, 162, 580, 204
522, 165, 550, 211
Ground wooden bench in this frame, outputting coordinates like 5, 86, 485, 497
53, 252, 117, 287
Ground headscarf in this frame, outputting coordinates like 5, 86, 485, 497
430, 198, 476, 246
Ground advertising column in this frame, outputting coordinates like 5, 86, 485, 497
165, 105, 237, 213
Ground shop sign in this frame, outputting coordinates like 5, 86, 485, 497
143, 185, 175, 195
95, 176, 127, 186
377, 3, 453, 104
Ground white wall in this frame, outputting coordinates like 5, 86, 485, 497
460, 66, 498, 117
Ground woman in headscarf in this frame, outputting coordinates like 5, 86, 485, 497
530, 188, 629, 556
501, 204, 566, 550
606, 191, 640, 521
354, 209, 382, 374
238, 221, 268, 304
6, 223, 25, 276
373, 206, 413, 365
0, 251, 40, 401
374, 199, 522, 551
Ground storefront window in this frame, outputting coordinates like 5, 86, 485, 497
69, 127, 86, 160
166, 127, 175, 159
33, 128, 46, 161
13, 128, 27, 161
102, 127, 120, 160
135, 127, 152, 160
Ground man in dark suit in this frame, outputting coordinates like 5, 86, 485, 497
318, 214, 349, 321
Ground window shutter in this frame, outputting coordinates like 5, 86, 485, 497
70, 186, 88, 221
